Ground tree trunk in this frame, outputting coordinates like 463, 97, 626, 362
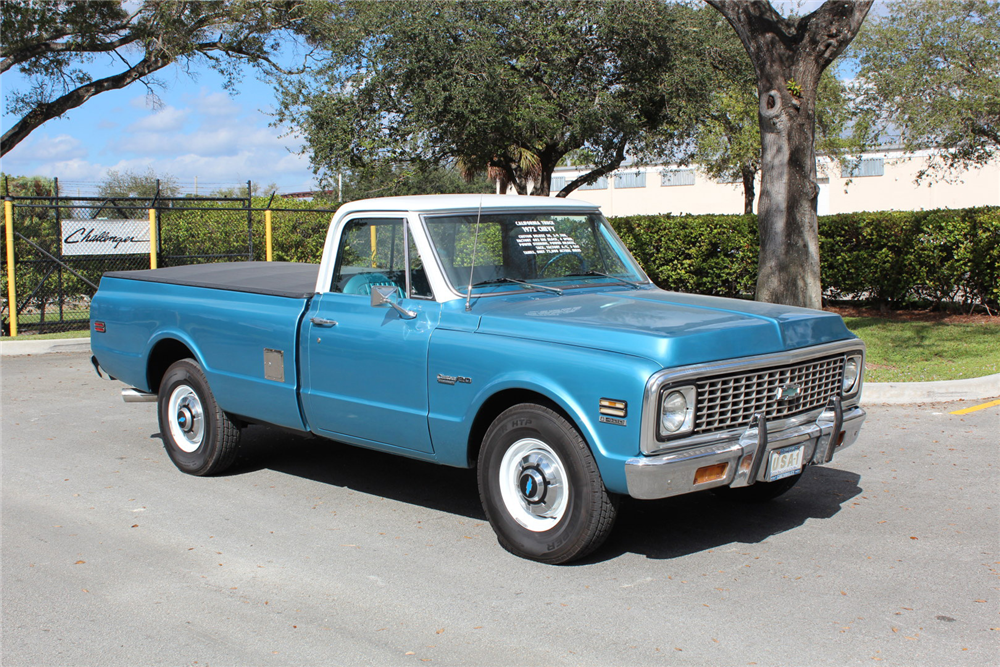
740, 164, 756, 215
707, 0, 872, 308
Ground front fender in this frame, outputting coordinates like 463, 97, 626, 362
427, 329, 660, 494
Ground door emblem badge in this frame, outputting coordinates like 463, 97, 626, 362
437, 374, 472, 386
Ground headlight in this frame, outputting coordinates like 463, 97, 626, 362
659, 386, 696, 437
843, 355, 862, 394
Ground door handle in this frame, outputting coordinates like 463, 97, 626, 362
310, 317, 338, 327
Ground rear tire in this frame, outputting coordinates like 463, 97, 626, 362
478, 403, 618, 564
157, 359, 241, 476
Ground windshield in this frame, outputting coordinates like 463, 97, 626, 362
423, 211, 646, 295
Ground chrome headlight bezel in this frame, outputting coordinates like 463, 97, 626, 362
842, 354, 863, 396
658, 385, 696, 439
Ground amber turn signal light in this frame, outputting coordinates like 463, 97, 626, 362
694, 462, 729, 485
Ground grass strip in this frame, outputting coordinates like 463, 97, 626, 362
2, 329, 90, 341
844, 317, 1000, 383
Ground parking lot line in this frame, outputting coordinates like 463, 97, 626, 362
949, 398, 1000, 415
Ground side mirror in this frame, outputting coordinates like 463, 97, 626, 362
370, 284, 417, 320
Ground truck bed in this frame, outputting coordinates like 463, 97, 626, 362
104, 261, 319, 299
93, 262, 318, 431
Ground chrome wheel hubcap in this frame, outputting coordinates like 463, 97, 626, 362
499, 438, 568, 532
167, 386, 204, 453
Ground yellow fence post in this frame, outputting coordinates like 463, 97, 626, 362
265, 209, 273, 262
4, 198, 18, 337
148, 208, 157, 269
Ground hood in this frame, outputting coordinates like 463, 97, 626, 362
472, 287, 854, 368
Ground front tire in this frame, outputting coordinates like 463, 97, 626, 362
478, 404, 618, 564
158, 359, 241, 476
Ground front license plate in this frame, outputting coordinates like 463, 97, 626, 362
767, 444, 804, 481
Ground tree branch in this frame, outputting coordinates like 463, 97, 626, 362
2, 51, 173, 156
1, 32, 137, 74
556, 137, 629, 197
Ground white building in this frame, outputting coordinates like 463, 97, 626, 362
550, 149, 1000, 216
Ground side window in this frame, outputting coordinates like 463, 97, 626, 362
408, 232, 433, 299
331, 218, 433, 299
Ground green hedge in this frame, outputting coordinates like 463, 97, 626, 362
610, 207, 1000, 310
611, 214, 759, 299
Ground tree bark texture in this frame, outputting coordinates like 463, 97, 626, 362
740, 164, 757, 215
706, 0, 872, 309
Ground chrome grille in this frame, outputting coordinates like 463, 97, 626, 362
694, 355, 845, 434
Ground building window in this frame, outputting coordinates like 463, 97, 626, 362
841, 157, 884, 178
615, 172, 646, 189
578, 176, 609, 191
550, 176, 566, 191
661, 169, 696, 187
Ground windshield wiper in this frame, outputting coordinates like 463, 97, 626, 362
566, 270, 643, 289
472, 277, 563, 295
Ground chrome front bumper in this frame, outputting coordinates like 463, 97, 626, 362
624, 399, 866, 500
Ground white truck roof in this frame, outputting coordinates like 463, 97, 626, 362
332, 194, 600, 216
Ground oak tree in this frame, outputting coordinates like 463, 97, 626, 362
275, 0, 707, 197
707, 0, 873, 308
685, 6, 859, 215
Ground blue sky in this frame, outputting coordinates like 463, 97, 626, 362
2, 56, 316, 196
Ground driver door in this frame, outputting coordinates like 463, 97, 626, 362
299, 217, 438, 453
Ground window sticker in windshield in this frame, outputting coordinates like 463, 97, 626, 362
514, 220, 582, 255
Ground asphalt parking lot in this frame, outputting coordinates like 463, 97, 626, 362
2, 351, 998, 667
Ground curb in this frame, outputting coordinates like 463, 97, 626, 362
2, 337, 998, 406
2, 337, 92, 356
862, 373, 1000, 405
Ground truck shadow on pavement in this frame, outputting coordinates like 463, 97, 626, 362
590, 465, 863, 563
225, 425, 863, 564
231, 424, 486, 522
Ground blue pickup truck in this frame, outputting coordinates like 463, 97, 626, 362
91, 194, 866, 563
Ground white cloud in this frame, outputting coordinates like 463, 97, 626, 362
188, 89, 242, 117
30, 134, 88, 161
273, 151, 311, 174
127, 105, 190, 133
1, 134, 89, 176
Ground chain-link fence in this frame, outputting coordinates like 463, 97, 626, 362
2, 187, 337, 336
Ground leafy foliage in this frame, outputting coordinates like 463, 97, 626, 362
849, 0, 1000, 180
338, 163, 494, 202
99, 167, 180, 201
0, 0, 318, 156
611, 214, 758, 298
819, 207, 1000, 310
275, 0, 708, 197
610, 207, 1000, 311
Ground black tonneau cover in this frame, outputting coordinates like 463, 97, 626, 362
104, 261, 319, 299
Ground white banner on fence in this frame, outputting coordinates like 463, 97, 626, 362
61, 219, 150, 256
